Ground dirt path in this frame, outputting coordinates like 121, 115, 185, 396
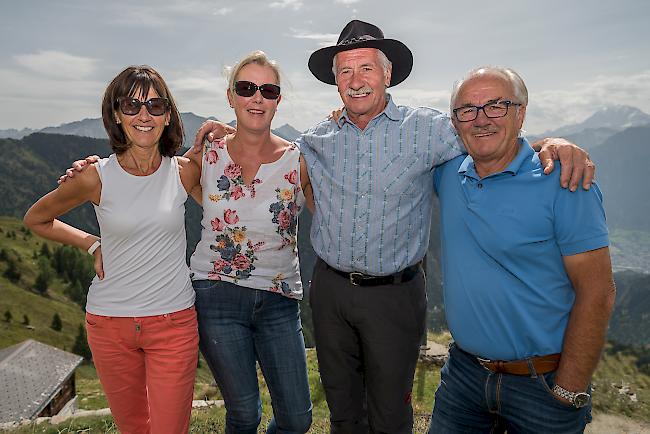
586, 414, 650, 434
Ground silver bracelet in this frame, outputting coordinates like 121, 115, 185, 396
87, 240, 101, 255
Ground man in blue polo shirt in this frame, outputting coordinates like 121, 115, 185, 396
428, 67, 616, 433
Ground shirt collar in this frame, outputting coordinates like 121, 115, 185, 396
337, 93, 403, 128
458, 137, 534, 179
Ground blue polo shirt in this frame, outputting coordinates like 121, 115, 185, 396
433, 139, 609, 360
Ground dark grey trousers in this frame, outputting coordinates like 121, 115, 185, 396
310, 258, 427, 434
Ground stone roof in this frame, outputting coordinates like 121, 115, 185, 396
0, 339, 83, 424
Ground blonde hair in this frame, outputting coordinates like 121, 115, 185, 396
226, 50, 281, 93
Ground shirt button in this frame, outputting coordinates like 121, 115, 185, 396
477, 183, 483, 189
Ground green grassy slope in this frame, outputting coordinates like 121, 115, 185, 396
0, 217, 86, 351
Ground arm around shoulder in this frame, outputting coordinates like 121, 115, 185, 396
299, 155, 314, 213
23, 163, 101, 251
177, 156, 201, 193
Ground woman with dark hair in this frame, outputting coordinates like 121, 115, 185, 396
24, 65, 200, 434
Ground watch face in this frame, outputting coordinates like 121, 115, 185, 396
574, 393, 590, 408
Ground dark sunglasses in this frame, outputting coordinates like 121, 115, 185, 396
116, 97, 170, 116
234, 81, 281, 100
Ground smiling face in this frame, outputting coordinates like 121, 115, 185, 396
452, 73, 526, 176
115, 86, 169, 151
334, 48, 391, 129
227, 63, 280, 133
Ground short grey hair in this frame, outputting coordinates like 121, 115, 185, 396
450, 66, 528, 114
332, 48, 392, 84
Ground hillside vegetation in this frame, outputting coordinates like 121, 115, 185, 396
2, 216, 650, 431
0, 217, 89, 351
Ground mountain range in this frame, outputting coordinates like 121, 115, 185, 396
0, 113, 303, 144
0, 105, 648, 335
528, 105, 650, 150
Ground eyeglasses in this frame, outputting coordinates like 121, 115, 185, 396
116, 97, 170, 116
453, 100, 521, 122
234, 81, 281, 100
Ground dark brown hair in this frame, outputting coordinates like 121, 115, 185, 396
101, 65, 183, 157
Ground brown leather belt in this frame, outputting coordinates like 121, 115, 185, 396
477, 353, 561, 375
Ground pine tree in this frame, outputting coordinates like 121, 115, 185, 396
72, 324, 92, 360
4, 310, 12, 323
66, 280, 87, 308
34, 257, 53, 295
3, 259, 21, 283
34, 272, 50, 294
39, 243, 51, 258
50, 313, 63, 331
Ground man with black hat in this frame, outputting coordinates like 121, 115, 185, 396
192, 19, 594, 433
299, 20, 459, 433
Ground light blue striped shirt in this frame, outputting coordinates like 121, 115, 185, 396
298, 94, 464, 275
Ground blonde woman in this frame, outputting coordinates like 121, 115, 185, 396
186, 51, 313, 433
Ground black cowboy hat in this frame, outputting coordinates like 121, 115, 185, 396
308, 19, 413, 87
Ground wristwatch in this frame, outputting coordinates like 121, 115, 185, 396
552, 384, 591, 408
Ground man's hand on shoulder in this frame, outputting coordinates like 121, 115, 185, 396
58, 155, 100, 184
328, 106, 345, 123
191, 120, 236, 154
533, 138, 595, 192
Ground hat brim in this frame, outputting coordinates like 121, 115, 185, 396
308, 39, 413, 87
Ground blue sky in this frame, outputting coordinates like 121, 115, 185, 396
1, 0, 649, 134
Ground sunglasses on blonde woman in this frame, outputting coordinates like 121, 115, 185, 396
234, 81, 281, 100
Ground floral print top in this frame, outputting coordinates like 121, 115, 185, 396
190, 138, 305, 299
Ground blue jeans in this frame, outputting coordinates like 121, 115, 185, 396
429, 343, 591, 434
193, 280, 312, 434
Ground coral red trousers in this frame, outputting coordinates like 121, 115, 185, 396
85, 306, 199, 434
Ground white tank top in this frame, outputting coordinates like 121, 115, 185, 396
190, 139, 305, 299
86, 154, 194, 316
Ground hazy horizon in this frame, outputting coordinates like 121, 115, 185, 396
2, 0, 649, 135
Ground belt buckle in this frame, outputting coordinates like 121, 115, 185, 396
349, 272, 365, 286
476, 356, 495, 371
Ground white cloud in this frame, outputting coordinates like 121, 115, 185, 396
269, 0, 303, 11
14, 50, 98, 80
103, 1, 235, 27
526, 70, 650, 134
288, 28, 339, 48
335, 0, 361, 4
0, 67, 103, 129
166, 69, 233, 122
289, 31, 339, 41
390, 87, 451, 113
212, 7, 233, 15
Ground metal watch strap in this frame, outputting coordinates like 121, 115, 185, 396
552, 384, 590, 408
